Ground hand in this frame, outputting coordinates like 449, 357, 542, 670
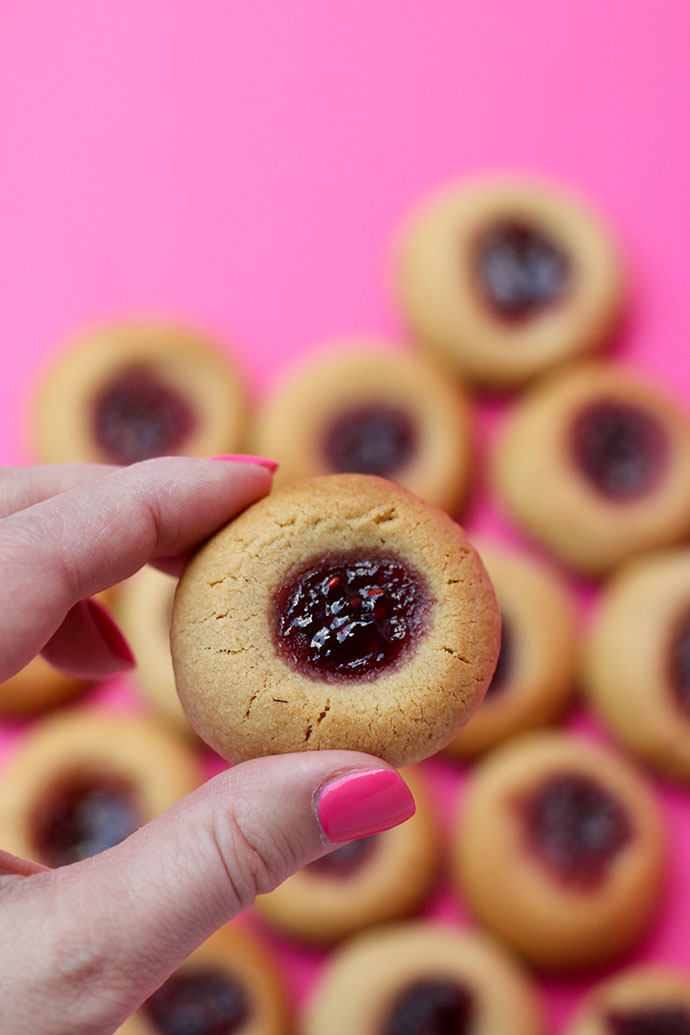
0, 458, 415, 1035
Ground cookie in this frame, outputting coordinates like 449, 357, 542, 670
396, 176, 623, 391
0, 711, 201, 866
303, 922, 544, 1035
493, 362, 690, 574
451, 732, 665, 970
33, 321, 247, 464
114, 567, 189, 732
117, 924, 291, 1035
251, 345, 473, 515
564, 965, 690, 1035
171, 474, 500, 768
0, 655, 87, 718
582, 547, 690, 781
444, 542, 577, 758
255, 767, 437, 943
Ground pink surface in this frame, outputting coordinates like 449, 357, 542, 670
1, 2, 690, 1031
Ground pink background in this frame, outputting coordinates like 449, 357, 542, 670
1, 2, 690, 1031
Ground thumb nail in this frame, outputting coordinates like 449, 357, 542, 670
315, 768, 415, 844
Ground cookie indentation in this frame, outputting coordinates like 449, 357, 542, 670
31, 771, 140, 866
605, 1006, 690, 1035
307, 835, 379, 877
321, 405, 417, 478
143, 968, 249, 1035
92, 364, 196, 464
668, 607, 690, 719
273, 552, 431, 682
485, 612, 512, 698
518, 772, 632, 888
570, 401, 669, 501
382, 979, 475, 1035
474, 219, 571, 320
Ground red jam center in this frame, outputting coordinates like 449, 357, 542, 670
570, 400, 669, 501
31, 771, 140, 867
518, 772, 632, 889
92, 364, 196, 464
606, 1007, 690, 1035
484, 612, 512, 699
143, 969, 249, 1035
307, 834, 379, 877
474, 219, 571, 320
273, 552, 430, 682
668, 606, 690, 718
382, 979, 475, 1035
322, 405, 417, 478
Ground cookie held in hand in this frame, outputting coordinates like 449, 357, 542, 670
171, 475, 500, 767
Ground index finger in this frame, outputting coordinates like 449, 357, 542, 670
0, 456, 273, 680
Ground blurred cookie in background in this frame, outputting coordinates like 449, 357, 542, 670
250, 345, 473, 515
452, 732, 666, 971
564, 965, 690, 1035
255, 767, 436, 944
33, 321, 247, 464
0, 710, 201, 866
114, 567, 189, 733
444, 542, 577, 759
303, 922, 544, 1035
396, 175, 623, 391
117, 924, 291, 1035
493, 362, 690, 575
0, 585, 122, 718
582, 547, 690, 782
0, 655, 88, 719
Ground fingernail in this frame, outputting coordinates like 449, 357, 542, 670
210, 454, 279, 472
316, 768, 415, 843
84, 598, 136, 668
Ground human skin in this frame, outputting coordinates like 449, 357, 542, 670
0, 457, 413, 1035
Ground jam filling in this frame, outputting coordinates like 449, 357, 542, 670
570, 400, 669, 501
273, 552, 430, 682
144, 969, 249, 1035
606, 1006, 690, 1035
668, 606, 690, 718
92, 364, 196, 464
518, 772, 632, 888
474, 219, 571, 320
307, 834, 379, 877
31, 771, 140, 867
484, 612, 512, 699
382, 979, 475, 1035
322, 404, 417, 478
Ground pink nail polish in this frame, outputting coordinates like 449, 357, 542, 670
316, 768, 415, 843
210, 454, 279, 472
85, 598, 136, 668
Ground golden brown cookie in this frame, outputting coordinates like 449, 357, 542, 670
0, 655, 87, 718
251, 345, 473, 515
303, 922, 544, 1035
444, 542, 577, 758
0, 710, 201, 866
171, 474, 500, 768
582, 548, 690, 781
255, 767, 436, 943
396, 176, 623, 391
114, 567, 189, 732
117, 924, 291, 1035
493, 362, 690, 574
33, 321, 247, 464
564, 965, 690, 1035
451, 732, 665, 971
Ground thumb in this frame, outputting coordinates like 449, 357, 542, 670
3, 752, 414, 1035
